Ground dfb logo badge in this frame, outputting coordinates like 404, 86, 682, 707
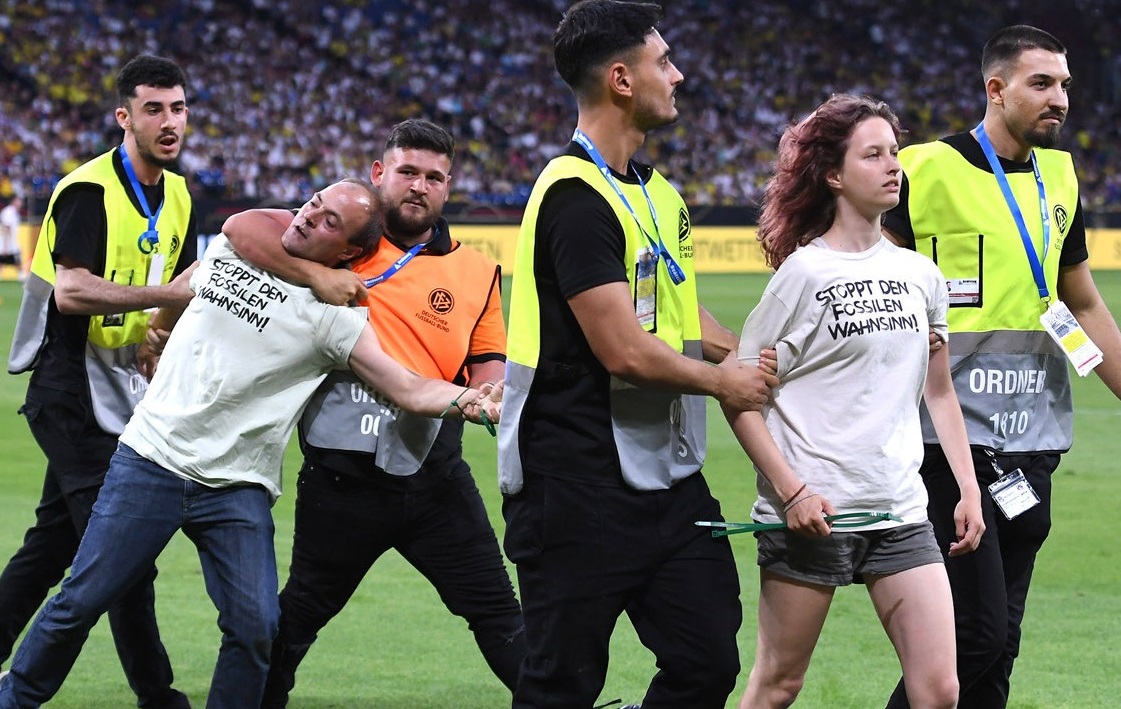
1054, 204, 1069, 234
678, 207, 690, 242
429, 288, 454, 314
170, 234, 181, 255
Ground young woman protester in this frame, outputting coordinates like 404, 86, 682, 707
724, 94, 986, 709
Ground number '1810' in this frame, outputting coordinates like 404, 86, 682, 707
989, 410, 1030, 436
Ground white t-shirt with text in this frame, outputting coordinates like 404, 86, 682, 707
121, 235, 367, 500
737, 236, 949, 528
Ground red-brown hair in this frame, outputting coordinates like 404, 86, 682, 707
757, 94, 902, 269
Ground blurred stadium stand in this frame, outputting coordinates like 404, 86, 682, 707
1, 0, 1119, 228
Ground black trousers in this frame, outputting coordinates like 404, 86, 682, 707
885, 445, 1055, 709
503, 472, 742, 709
261, 458, 525, 707
0, 387, 186, 708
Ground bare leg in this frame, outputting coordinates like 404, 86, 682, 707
738, 569, 834, 709
868, 563, 958, 709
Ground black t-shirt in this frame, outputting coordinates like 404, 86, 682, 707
518, 142, 658, 485
30, 150, 198, 393
883, 132, 1088, 266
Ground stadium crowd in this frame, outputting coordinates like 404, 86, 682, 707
1, 0, 1120, 214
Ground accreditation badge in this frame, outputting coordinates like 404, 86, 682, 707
144, 253, 166, 314
946, 277, 981, 307
1040, 300, 1103, 377
146, 253, 166, 287
635, 245, 657, 331
988, 468, 1040, 520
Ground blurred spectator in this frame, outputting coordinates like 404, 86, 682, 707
0, 194, 21, 269
0, 0, 1119, 214
192, 154, 226, 198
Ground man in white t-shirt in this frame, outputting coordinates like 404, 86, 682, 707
0, 197, 21, 274
0, 179, 497, 709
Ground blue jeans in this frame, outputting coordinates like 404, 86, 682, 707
0, 443, 279, 709
2, 387, 186, 708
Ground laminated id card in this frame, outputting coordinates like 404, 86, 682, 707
635, 245, 657, 331
1040, 300, 1103, 377
946, 278, 981, 307
987, 468, 1040, 520
146, 253, 166, 287
144, 253, 166, 314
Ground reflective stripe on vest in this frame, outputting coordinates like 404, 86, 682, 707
8, 148, 191, 433
300, 236, 501, 474
301, 370, 444, 474
923, 330, 1071, 451
902, 140, 1078, 452
499, 155, 704, 494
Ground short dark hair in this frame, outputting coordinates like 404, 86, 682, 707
553, 0, 662, 96
117, 54, 188, 107
981, 25, 1066, 82
384, 119, 455, 163
337, 177, 385, 260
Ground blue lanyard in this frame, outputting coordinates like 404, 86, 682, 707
571, 130, 685, 285
974, 123, 1051, 302
118, 144, 164, 254
362, 234, 431, 288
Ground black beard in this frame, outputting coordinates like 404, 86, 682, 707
136, 135, 181, 169
1027, 123, 1062, 149
138, 148, 176, 169
385, 205, 435, 241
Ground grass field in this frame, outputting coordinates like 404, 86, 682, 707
0, 273, 1119, 708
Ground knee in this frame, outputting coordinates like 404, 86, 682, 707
275, 588, 329, 646
755, 672, 805, 709
701, 659, 740, 699
909, 673, 958, 709
49, 585, 115, 633
256, 599, 281, 646
665, 646, 740, 699
958, 615, 1007, 669
246, 610, 280, 666
463, 605, 525, 645
742, 656, 812, 709
220, 595, 279, 653
36, 600, 92, 642
707, 650, 742, 694
934, 674, 959, 709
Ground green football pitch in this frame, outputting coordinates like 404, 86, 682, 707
0, 273, 1118, 708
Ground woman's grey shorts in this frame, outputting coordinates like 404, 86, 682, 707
756, 522, 943, 587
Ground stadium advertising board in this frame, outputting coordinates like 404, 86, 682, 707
7, 225, 1121, 280
454, 226, 1121, 274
